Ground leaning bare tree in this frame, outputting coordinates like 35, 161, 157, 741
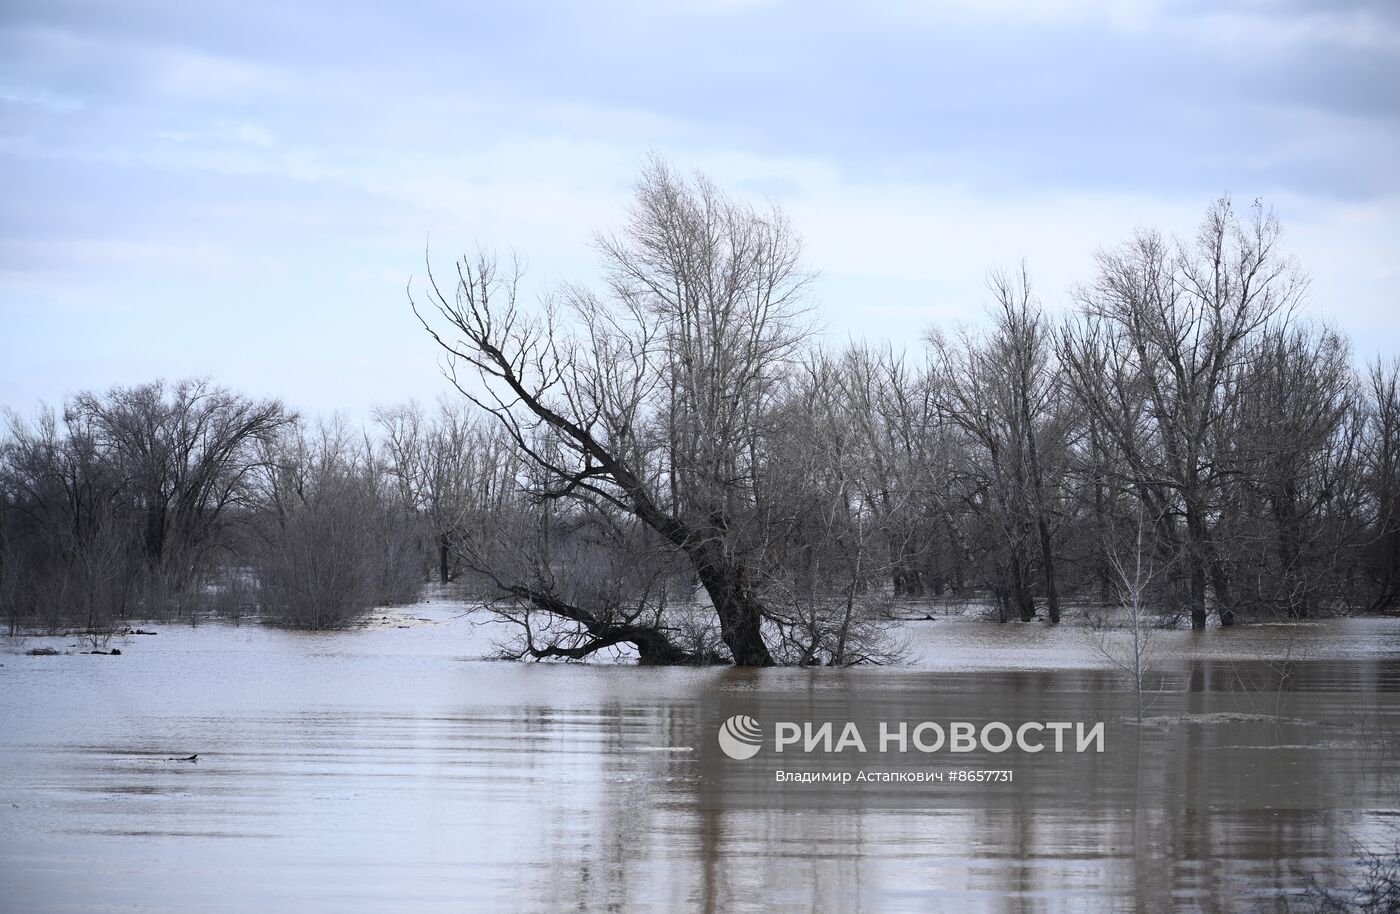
413, 157, 811, 665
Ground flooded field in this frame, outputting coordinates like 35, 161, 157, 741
2, 600, 1398, 913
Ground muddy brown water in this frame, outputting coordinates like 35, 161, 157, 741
2, 604, 1398, 913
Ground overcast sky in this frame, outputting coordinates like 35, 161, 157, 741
2, 0, 1397, 416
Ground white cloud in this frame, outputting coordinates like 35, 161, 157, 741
1, 0, 1396, 414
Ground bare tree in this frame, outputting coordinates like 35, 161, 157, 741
1087, 501, 1174, 722
413, 157, 811, 665
1226, 324, 1360, 618
70, 378, 290, 612
832, 344, 949, 599
1360, 358, 1400, 612
991, 265, 1066, 623
0, 406, 130, 630
1064, 197, 1306, 628
0, 382, 290, 628
375, 398, 515, 585
929, 266, 1068, 622
751, 351, 908, 665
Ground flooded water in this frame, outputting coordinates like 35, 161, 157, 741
2, 600, 1399, 913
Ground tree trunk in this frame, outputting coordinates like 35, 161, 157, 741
1010, 545, 1035, 622
1209, 556, 1236, 626
1089, 419, 1112, 604
633, 629, 710, 665
1188, 557, 1208, 630
941, 508, 970, 595
1185, 504, 1210, 630
1273, 497, 1308, 619
1020, 383, 1059, 623
1036, 515, 1060, 623
694, 550, 773, 666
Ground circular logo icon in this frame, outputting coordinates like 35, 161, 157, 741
717, 715, 762, 760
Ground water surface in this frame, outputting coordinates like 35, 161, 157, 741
2, 603, 1398, 912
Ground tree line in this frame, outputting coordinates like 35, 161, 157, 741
3, 159, 1398, 664
0, 384, 420, 633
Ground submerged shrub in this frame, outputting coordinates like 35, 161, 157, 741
253, 421, 422, 630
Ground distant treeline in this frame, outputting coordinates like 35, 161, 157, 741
0, 382, 422, 633
3, 160, 1398, 665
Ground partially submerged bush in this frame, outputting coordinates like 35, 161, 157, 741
253, 421, 422, 630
